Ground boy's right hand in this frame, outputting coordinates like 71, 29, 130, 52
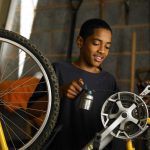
60, 78, 84, 99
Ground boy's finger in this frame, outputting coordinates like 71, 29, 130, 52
78, 78, 84, 86
72, 80, 83, 92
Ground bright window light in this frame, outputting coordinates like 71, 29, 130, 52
19, 0, 38, 77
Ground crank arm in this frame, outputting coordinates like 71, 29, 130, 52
100, 112, 127, 140
140, 85, 150, 97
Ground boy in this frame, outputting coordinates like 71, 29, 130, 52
49, 18, 118, 150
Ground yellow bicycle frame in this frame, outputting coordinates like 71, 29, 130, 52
126, 118, 150, 150
0, 121, 8, 150
0, 118, 150, 150
126, 140, 135, 150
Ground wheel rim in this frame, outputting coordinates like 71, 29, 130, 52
0, 36, 53, 149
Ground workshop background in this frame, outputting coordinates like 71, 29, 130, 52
0, 0, 149, 150
0, 0, 149, 92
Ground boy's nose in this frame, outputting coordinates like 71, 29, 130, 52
98, 45, 105, 53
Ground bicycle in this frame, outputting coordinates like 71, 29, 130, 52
0, 29, 149, 150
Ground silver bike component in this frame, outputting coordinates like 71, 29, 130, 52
101, 111, 128, 140
101, 92, 149, 139
82, 134, 113, 150
83, 111, 128, 150
79, 90, 94, 110
140, 85, 150, 97
98, 112, 128, 150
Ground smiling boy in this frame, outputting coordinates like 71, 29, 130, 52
49, 18, 118, 150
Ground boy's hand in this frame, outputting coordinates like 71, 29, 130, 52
60, 78, 84, 99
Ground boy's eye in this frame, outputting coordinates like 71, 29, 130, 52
93, 43, 99, 46
105, 46, 110, 49
93, 41, 100, 45
105, 44, 111, 49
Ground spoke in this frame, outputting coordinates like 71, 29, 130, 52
101, 113, 109, 127
0, 82, 45, 95
104, 118, 109, 127
0, 60, 9, 81
9, 81, 46, 89
0, 75, 39, 98
0, 103, 46, 120
2, 117, 25, 145
1, 113, 33, 139
119, 121, 126, 130
1, 91, 47, 94
128, 103, 136, 112
123, 131, 130, 138
1, 116, 17, 150
116, 100, 124, 110
0, 56, 31, 84
133, 94, 137, 102
0, 102, 47, 113
116, 130, 121, 137
130, 117, 138, 124
19, 109, 45, 123
0, 101, 39, 130
101, 113, 108, 117
140, 118, 147, 122
0, 101, 47, 128
118, 93, 121, 99
0, 57, 36, 96
0, 100, 48, 104
108, 98, 116, 102
137, 124, 143, 130
109, 113, 119, 119
0, 104, 45, 131
0, 48, 23, 81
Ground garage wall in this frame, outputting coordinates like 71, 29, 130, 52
0, 0, 11, 28
23, 0, 150, 92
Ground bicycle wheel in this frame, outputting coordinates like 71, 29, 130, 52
0, 29, 60, 150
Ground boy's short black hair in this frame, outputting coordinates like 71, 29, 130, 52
79, 18, 112, 40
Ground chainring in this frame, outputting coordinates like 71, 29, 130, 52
101, 92, 149, 139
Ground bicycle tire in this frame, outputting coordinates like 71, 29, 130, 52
0, 29, 60, 150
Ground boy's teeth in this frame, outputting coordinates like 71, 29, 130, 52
95, 56, 102, 61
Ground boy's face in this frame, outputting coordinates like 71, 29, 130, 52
77, 28, 112, 70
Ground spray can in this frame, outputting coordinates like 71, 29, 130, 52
79, 88, 94, 110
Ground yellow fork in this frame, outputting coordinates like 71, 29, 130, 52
126, 139, 135, 150
147, 118, 150, 125
0, 121, 8, 150
126, 117, 150, 150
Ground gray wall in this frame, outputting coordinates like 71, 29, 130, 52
0, 0, 11, 28
30, 0, 150, 92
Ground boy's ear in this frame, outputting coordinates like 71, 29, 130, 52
76, 36, 84, 48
